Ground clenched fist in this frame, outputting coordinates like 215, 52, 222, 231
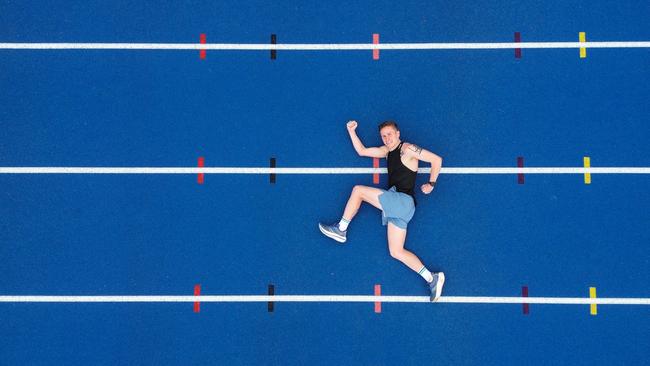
421, 183, 434, 194
346, 120, 358, 132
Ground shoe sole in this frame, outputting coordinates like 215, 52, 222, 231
318, 223, 346, 243
433, 272, 445, 302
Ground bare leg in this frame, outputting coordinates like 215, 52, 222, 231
386, 222, 426, 273
341, 185, 384, 221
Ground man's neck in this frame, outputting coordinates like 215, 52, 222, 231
389, 140, 402, 152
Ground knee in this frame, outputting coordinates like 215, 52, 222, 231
352, 185, 364, 197
389, 248, 405, 261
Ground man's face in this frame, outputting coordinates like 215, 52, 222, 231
380, 126, 400, 150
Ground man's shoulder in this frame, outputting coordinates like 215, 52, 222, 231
401, 142, 423, 155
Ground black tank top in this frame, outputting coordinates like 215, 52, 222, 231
387, 142, 417, 205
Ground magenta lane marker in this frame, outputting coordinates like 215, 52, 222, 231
517, 157, 525, 184
270, 34, 277, 60
197, 156, 205, 184
268, 284, 275, 312
514, 32, 521, 58
522, 286, 529, 314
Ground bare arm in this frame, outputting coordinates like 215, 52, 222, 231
403, 142, 443, 194
346, 121, 388, 158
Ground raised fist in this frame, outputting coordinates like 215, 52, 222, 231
346, 120, 358, 131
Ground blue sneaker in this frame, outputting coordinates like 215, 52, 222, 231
428, 272, 445, 302
318, 222, 347, 243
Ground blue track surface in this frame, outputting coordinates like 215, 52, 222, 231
2, 1, 649, 365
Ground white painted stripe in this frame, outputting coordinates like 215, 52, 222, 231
0, 167, 649, 174
0, 295, 649, 305
1, 41, 650, 51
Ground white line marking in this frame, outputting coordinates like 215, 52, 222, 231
0, 167, 649, 174
1, 41, 650, 51
1, 295, 649, 305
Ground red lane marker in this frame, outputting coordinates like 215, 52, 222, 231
200, 33, 207, 59
194, 284, 201, 313
373, 158, 380, 184
517, 157, 524, 184
373, 34, 380, 60
197, 156, 205, 184
374, 284, 381, 313
522, 286, 529, 314
514, 32, 521, 58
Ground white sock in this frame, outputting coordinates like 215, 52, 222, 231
418, 266, 434, 283
338, 217, 350, 231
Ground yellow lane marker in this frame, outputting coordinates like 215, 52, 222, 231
584, 156, 591, 184
579, 32, 587, 58
590, 287, 597, 315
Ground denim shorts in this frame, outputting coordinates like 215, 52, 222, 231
378, 186, 415, 230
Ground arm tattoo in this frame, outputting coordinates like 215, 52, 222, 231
408, 144, 423, 155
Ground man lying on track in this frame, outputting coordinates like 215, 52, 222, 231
319, 120, 445, 302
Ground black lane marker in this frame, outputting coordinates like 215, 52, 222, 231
270, 157, 276, 184
517, 157, 525, 184
271, 34, 277, 60
268, 284, 275, 312
515, 32, 522, 58
522, 286, 529, 314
